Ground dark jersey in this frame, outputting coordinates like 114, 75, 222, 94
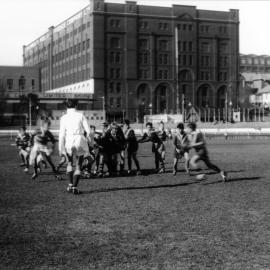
124, 128, 138, 152
158, 130, 167, 142
173, 132, 189, 151
15, 132, 30, 150
32, 129, 55, 146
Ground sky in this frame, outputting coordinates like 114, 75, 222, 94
0, 0, 269, 66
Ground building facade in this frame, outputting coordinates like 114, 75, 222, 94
240, 54, 270, 74
23, 0, 240, 122
0, 66, 40, 125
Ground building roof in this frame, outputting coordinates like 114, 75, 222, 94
257, 84, 270, 95
241, 72, 270, 82
45, 79, 94, 97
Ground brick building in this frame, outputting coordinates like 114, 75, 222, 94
23, 0, 240, 122
0, 66, 40, 125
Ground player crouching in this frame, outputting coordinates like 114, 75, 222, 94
15, 126, 31, 173
186, 122, 227, 182
29, 119, 60, 180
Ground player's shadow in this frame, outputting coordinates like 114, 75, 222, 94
82, 181, 195, 194
203, 176, 261, 186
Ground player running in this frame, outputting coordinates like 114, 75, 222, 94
172, 123, 190, 176
186, 122, 227, 182
59, 99, 91, 195
138, 122, 165, 173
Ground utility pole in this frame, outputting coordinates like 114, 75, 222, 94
175, 25, 180, 114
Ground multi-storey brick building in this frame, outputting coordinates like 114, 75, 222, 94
23, 0, 240, 121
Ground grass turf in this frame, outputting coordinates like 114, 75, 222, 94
1, 138, 270, 269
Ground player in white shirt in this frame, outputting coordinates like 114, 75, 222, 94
58, 99, 91, 194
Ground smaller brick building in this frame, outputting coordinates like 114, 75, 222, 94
0, 66, 40, 125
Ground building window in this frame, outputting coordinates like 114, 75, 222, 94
7, 79, 13, 90
110, 37, 120, 48
139, 69, 149, 79
109, 97, 114, 106
219, 43, 228, 54
159, 40, 168, 51
158, 69, 169, 79
188, 41, 193, 52
219, 26, 228, 34
86, 39, 90, 49
110, 19, 120, 28
159, 54, 169, 65
139, 53, 149, 64
31, 79, 35, 90
159, 22, 168, 30
189, 55, 193, 66
109, 82, 114, 93
19, 76, 25, 90
139, 39, 148, 50
116, 97, 121, 108
201, 42, 210, 53
188, 24, 193, 31
200, 25, 210, 33
110, 52, 121, 63
116, 83, 121, 93
139, 21, 149, 29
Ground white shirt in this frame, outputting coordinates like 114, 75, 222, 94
59, 108, 90, 154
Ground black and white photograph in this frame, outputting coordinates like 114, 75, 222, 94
1, 0, 270, 269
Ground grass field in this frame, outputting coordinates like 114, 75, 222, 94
1, 137, 270, 269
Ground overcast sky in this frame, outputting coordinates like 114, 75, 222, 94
0, 0, 269, 66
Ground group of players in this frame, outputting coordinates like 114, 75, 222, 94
15, 99, 227, 195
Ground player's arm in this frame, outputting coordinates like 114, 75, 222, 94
58, 117, 66, 155
82, 115, 90, 137
138, 133, 150, 143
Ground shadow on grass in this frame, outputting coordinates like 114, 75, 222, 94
82, 181, 195, 194
203, 176, 261, 186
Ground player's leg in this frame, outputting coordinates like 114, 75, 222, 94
56, 154, 67, 172
66, 153, 74, 192
184, 152, 190, 174
72, 155, 84, 194
157, 146, 165, 173
127, 151, 132, 174
119, 150, 125, 174
173, 157, 178, 175
132, 151, 141, 175
202, 154, 227, 181
19, 150, 26, 167
189, 154, 201, 170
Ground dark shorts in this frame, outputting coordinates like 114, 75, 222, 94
195, 148, 209, 161
174, 148, 188, 159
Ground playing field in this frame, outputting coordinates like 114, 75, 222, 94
1, 137, 270, 269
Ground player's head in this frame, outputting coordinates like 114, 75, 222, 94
159, 121, 164, 130
66, 99, 78, 109
146, 122, 153, 131
187, 122, 196, 132
102, 122, 109, 132
40, 119, 51, 131
90, 125, 96, 132
123, 119, 130, 128
19, 126, 26, 134
176, 123, 184, 131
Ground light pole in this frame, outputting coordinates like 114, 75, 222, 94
100, 96, 106, 121
229, 101, 232, 122
149, 103, 152, 115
